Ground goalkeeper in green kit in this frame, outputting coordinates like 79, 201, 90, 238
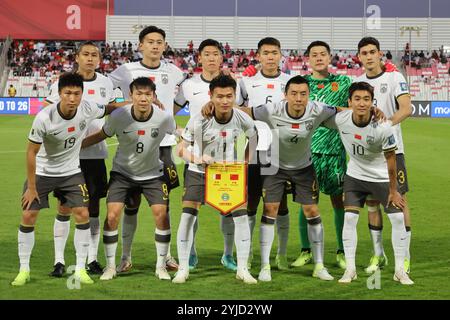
291, 41, 352, 269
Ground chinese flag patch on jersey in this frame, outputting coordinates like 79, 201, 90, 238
230, 174, 239, 181
149, 76, 156, 82
138, 130, 145, 135
267, 84, 275, 89
292, 123, 300, 129
68, 126, 75, 132
354, 134, 362, 140
317, 84, 325, 89
220, 131, 227, 137
88, 89, 95, 95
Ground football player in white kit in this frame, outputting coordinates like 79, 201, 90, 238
203, 75, 340, 281
237, 37, 293, 271
12, 73, 119, 286
355, 37, 413, 274
173, 74, 257, 284
108, 26, 186, 273
174, 39, 240, 271
45, 42, 115, 277
82, 77, 176, 281
322, 81, 413, 285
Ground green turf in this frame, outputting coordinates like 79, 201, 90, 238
0, 115, 449, 299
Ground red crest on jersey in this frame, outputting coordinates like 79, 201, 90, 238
331, 82, 339, 91
88, 89, 95, 95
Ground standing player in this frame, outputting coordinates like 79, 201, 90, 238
237, 37, 293, 270
356, 37, 412, 274
173, 39, 239, 271
45, 42, 115, 277
204, 76, 337, 281
322, 82, 413, 285
11, 73, 116, 286
108, 26, 186, 272
82, 77, 176, 281
292, 41, 352, 270
173, 74, 257, 284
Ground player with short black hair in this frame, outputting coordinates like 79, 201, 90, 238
45, 42, 115, 277
322, 81, 413, 285
237, 37, 293, 271
356, 36, 413, 275
174, 39, 243, 271
173, 74, 258, 284
108, 25, 186, 273
12, 72, 119, 286
292, 40, 353, 270
82, 77, 177, 281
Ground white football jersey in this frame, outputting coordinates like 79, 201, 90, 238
238, 71, 292, 151
103, 105, 176, 181
253, 100, 336, 170
108, 60, 186, 146
182, 109, 257, 174
174, 73, 241, 118
29, 101, 107, 177
46, 72, 115, 159
325, 110, 397, 182
355, 71, 409, 154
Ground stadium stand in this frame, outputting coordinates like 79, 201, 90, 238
3, 39, 450, 100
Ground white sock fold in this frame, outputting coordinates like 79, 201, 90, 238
342, 212, 360, 270
155, 228, 171, 268
88, 217, 100, 264
221, 215, 235, 256
259, 218, 275, 267
232, 215, 250, 270
18, 229, 35, 272
53, 216, 70, 265
387, 212, 407, 272
104, 229, 119, 269
307, 216, 324, 265
369, 228, 385, 257
176, 212, 196, 271
74, 224, 90, 272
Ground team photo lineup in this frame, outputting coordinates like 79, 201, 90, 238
8, 20, 418, 291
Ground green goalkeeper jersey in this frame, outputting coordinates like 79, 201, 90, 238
305, 73, 353, 155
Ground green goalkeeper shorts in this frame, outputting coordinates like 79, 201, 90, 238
311, 152, 347, 196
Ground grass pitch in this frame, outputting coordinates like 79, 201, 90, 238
0, 115, 449, 299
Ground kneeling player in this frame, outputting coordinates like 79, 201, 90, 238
173, 74, 257, 284
323, 82, 413, 285
82, 77, 176, 281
